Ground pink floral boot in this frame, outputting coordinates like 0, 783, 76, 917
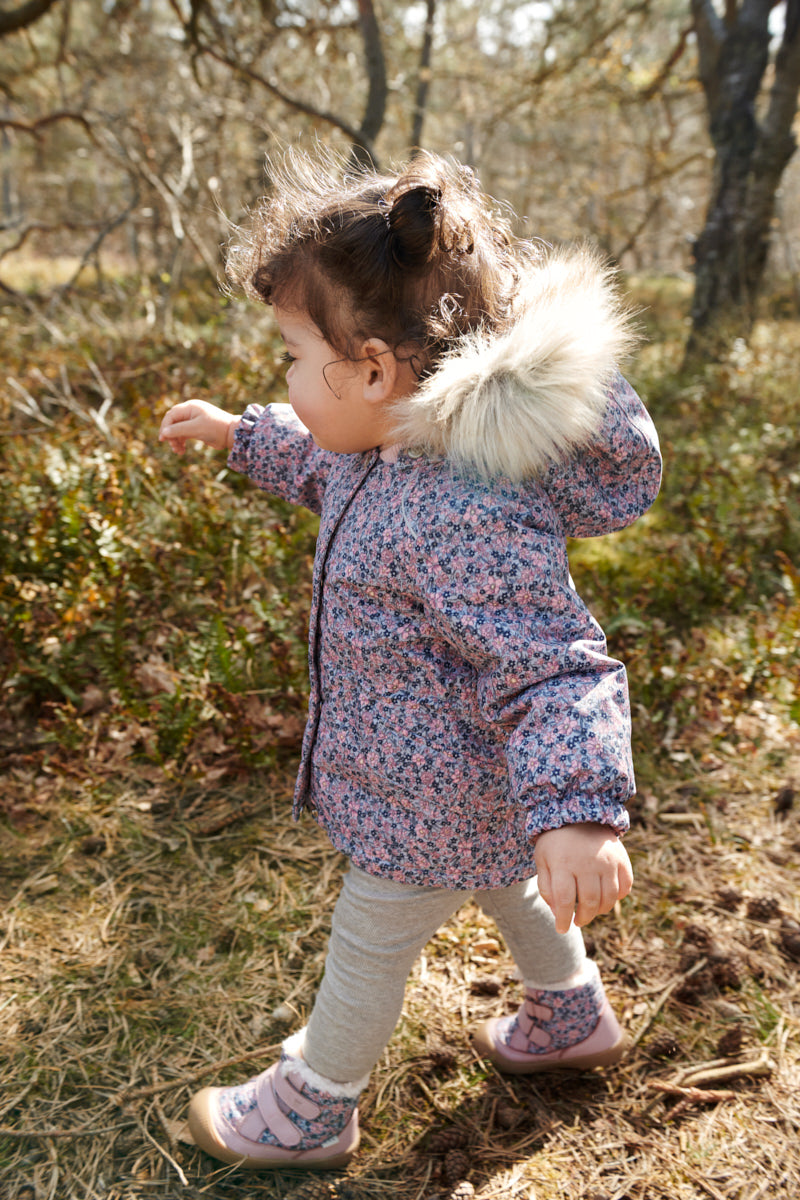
471, 961, 630, 1074
187, 1031, 365, 1170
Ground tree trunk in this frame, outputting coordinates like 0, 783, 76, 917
410, 0, 436, 153
686, 0, 800, 363
351, 0, 388, 169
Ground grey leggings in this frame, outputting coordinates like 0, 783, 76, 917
303, 862, 585, 1084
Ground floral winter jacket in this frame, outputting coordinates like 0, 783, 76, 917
228, 248, 662, 889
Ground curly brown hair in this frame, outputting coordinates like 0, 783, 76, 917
226, 147, 537, 375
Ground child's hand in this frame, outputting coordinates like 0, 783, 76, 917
535, 822, 633, 934
159, 400, 239, 455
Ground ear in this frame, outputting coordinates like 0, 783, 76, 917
358, 338, 398, 403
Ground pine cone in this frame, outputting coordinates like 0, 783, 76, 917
773, 783, 795, 816
711, 954, 746, 990
470, 976, 503, 997
443, 1148, 472, 1184
715, 886, 743, 912
647, 1033, 681, 1060
494, 1100, 522, 1129
682, 923, 713, 949
746, 896, 781, 923
779, 918, 800, 962
426, 1038, 458, 1069
716, 1025, 746, 1057
429, 1128, 467, 1155
449, 1183, 475, 1200
675, 967, 715, 1004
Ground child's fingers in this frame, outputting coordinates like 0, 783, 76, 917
574, 877, 602, 928
540, 867, 577, 934
618, 854, 634, 899
159, 411, 205, 453
576, 863, 633, 927
159, 401, 205, 437
160, 407, 192, 438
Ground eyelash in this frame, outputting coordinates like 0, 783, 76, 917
281, 351, 295, 365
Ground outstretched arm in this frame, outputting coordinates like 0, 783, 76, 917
535, 822, 633, 934
159, 400, 240, 456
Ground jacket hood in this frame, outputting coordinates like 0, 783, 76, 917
392, 244, 637, 483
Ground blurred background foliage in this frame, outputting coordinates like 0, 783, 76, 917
1, 0, 799, 817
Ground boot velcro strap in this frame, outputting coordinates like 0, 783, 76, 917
234, 1065, 302, 1147
273, 1068, 322, 1121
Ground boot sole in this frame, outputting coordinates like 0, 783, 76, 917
471, 1022, 632, 1075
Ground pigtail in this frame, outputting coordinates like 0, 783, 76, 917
383, 185, 442, 269
383, 160, 478, 272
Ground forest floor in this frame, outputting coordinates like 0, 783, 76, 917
1, 272, 799, 1200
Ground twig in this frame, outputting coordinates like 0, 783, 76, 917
0, 1120, 130, 1139
649, 1081, 738, 1101
648, 1080, 739, 1121
7, 376, 56, 427
133, 1111, 189, 1187
642, 1048, 775, 1123
115, 1042, 282, 1103
679, 1051, 775, 1088
413, 1074, 453, 1116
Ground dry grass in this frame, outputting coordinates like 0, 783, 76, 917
1, 723, 798, 1200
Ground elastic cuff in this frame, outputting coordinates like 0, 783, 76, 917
282, 1029, 370, 1098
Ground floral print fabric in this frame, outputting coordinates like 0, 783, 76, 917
228, 375, 661, 889
502, 972, 605, 1053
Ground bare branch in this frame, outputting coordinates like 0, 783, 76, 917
0, 219, 110, 260
0, 110, 94, 139
641, 24, 694, 100
53, 191, 140, 301
191, 38, 372, 159
0, 0, 60, 37
492, 2, 651, 126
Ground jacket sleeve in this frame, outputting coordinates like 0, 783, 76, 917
418, 488, 633, 841
227, 403, 334, 515
542, 373, 662, 538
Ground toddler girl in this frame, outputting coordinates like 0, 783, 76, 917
159, 148, 661, 1171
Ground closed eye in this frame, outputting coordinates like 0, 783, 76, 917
280, 351, 295, 365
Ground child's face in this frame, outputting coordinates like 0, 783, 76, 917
274, 306, 395, 454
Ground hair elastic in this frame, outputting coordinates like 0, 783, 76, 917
377, 197, 392, 232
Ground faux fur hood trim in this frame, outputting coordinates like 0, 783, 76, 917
391, 245, 637, 481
